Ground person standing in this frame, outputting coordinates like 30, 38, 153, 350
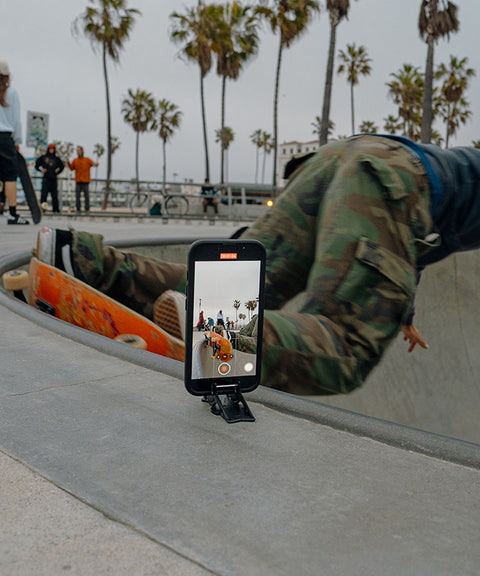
0, 60, 28, 224
68, 146, 97, 212
35, 144, 64, 213
198, 310, 205, 331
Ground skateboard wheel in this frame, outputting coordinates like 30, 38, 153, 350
2, 269, 29, 291
114, 334, 147, 350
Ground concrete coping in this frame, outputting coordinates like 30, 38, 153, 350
1, 240, 480, 471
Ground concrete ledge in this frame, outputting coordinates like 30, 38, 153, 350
2, 244, 480, 471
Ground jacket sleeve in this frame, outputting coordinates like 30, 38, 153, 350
10, 89, 22, 145
35, 156, 44, 172
57, 157, 65, 174
404, 267, 424, 326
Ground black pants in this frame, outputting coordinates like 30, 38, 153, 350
41, 178, 59, 212
75, 182, 90, 212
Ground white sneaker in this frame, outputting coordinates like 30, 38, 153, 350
153, 290, 186, 341
36, 227, 74, 275
7, 214, 30, 225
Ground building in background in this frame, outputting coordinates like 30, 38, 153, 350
277, 139, 320, 185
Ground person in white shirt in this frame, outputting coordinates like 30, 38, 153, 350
0, 60, 28, 224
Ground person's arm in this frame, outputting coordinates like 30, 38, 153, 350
56, 157, 65, 174
35, 156, 44, 173
10, 89, 22, 146
401, 266, 428, 352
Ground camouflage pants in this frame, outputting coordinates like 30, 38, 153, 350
71, 136, 433, 395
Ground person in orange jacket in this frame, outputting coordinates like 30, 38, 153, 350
68, 146, 98, 212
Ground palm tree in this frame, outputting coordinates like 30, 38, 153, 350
418, 0, 459, 144
245, 299, 257, 321
93, 143, 105, 190
233, 299, 241, 323
387, 64, 424, 140
260, 131, 273, 184
110, 136, 121, 157
53, 141, 75, 164
320, 0, 352, 145
436, 55, 475, 147
156, 99, 183, 193
170, 2, 221, 182
337, 43, 372, 135
312, 115, 334, 140
255, 0, 320, 187
440, 96, 472, 148
215, 126, 234, 183
121, 88, 156, 195
359, 120, 378, 133
73, 0, 140, 209
214, 2, 259, 184
383, 114, 403, 135
250, 129, 263, 183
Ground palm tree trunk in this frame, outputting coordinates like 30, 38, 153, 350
272, 35, 283, 188
220, 75, 226, 185
445, 103, 451, 148
421, 39, 434, 144
162, 139, 167, 193
350, 81, 355, 135
320, 18, 338, 145
135, 131, 140, 196
102, 43, 112, 210
255, 147, 259, 184
262, 147, 267, 184
200, 69, 210, 181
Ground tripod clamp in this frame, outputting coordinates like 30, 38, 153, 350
202, 383, 255, 423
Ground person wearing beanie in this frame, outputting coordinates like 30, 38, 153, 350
35, 144, 64, 213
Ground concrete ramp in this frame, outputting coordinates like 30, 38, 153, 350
318, 251, 480, 445
192, 330, 256, 379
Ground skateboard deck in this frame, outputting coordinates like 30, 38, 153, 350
17, 151, 41, 224
28, 257, 185, 361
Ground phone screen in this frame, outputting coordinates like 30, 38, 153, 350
184, 240, 266, 396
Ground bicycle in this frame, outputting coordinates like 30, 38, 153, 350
128, 188, 189, 217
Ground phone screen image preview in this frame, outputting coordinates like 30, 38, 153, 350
190, 257, 261, 381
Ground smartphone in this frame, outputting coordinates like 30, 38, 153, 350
184, 239, 266, 396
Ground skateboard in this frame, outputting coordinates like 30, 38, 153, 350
23, 258, 185, 361
204, 331, 233, 361
17, 151, 41, 224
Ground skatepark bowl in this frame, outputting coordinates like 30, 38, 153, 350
1, 238, 480, 469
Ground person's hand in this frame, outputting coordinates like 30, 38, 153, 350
401, 324, 428, 353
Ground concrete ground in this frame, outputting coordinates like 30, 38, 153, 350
1, 214, 479, 576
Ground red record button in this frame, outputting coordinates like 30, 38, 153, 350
218, 363, 231, 375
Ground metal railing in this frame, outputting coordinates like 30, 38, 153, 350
21, 175, 280, 220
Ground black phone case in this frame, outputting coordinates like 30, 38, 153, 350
184, 239, 266, 396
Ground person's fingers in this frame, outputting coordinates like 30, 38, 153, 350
401, 325, 428, 353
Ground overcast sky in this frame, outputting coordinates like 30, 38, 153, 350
193, 260, 261, 323
3, 0, 480, 185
